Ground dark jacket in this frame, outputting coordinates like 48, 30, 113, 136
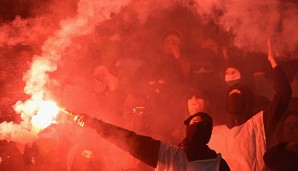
82, 117, 230, 170
263, 66, 292, 144
226, 66, 291, 141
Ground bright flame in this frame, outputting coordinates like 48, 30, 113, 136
32, 101, 60, 130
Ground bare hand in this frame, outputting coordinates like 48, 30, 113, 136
73, 113, 90, 127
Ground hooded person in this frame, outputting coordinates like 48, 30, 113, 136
180, 112, 213, 149
72, 111, 230, 171
224, 67, 241, 86
225, 84, 255, 128
161, 28, 191, 80
224, 66, 270, 122
226, 83, 271, 124
188, 47, 226, 120
224, 47, 271, 119
208, 39, 292, 171
188, 48, 219, 92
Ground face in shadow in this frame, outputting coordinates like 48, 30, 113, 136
187, 95, 209, 115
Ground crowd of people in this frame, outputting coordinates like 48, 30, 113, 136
1, 11, 298, 171
70, 38, 296, 171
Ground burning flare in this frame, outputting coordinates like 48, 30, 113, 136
31, 100, 60, 130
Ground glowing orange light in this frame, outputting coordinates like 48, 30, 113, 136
32, 101, 60, 130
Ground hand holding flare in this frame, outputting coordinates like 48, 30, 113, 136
74, 114, 87, 127
57, 105, 96, 128
57, 105, 87, 126
57, 105, 77, 117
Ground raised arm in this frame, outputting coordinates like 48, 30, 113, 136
74, 114, 161, 168
263, 39, 292, 139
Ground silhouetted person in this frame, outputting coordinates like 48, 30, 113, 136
72, 112, 230, 171
208, 39, 292, 171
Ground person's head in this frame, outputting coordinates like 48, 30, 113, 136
147, 79, 165, 95
183, 112, 213, 146
188, 48, 217, 89
226, 84, 252, 128
282, 111, 298, 142
138, 65, 180, 98
186, 89, 209, 115
68, 142, 103, 171
190, 48, 215, 75
162, 29, 183, 59
225, 67, 241, 86
138, 68, 167, 97
92, 65, 118, 94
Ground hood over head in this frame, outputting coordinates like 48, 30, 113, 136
226, 83, 254, 128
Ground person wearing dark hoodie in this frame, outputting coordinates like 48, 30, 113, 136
73, 111, 230, 171
208, 39, 292, 171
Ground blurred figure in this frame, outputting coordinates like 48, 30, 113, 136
162, 29, 183, 60
122, 62, 187, 171
73, 112, 230, 170
92, 65, 118, 95
123, 91, 152, 135
161, 29, 191, 80
188, 47, 226, 124
123, 66, 186, 143
126, 34, 188, 137
208, 39, 292, 171
188, 48, 220, 93
135, 28, 188, 88
114, 57, 143, 95
91, 65, 125, 122
263, 110, 298, 171
67, 142, 104, 171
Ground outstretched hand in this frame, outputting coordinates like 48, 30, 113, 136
73, 113, 91, 127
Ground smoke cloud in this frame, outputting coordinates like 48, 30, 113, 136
1, 0, 132, 141
192, 0, 298, 56
0, 0, 298, 170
